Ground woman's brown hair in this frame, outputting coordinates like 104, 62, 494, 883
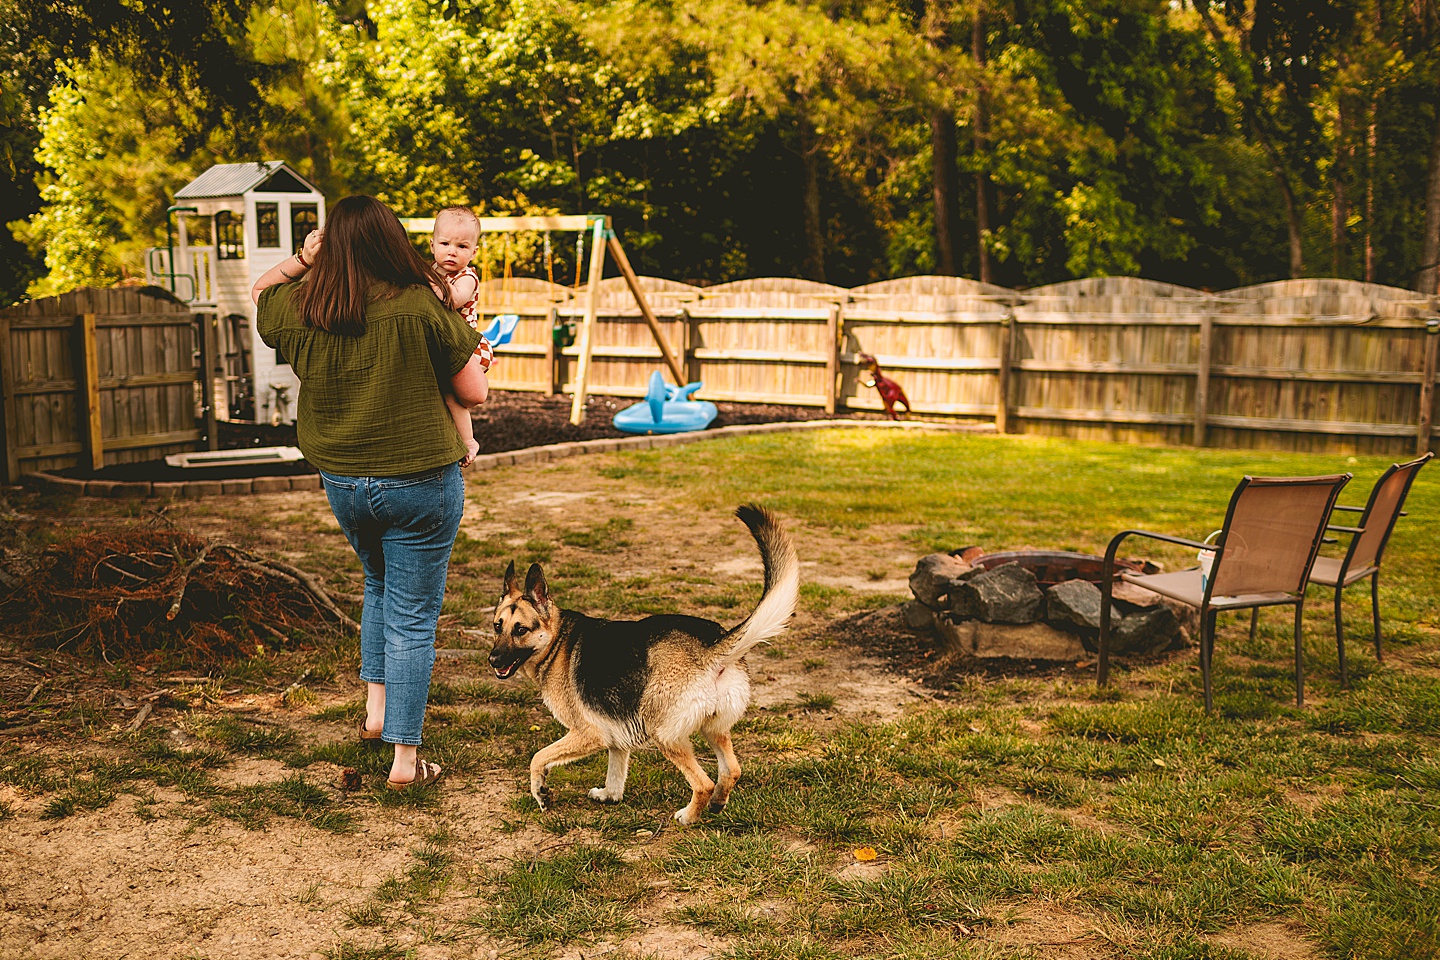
294, 195, 448, 335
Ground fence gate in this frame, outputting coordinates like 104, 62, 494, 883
0, 286, 218, 483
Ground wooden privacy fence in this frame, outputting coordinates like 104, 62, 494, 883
0, 287, 219, 482
476, 274, 1439, 457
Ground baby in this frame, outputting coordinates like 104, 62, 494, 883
430, 206, 494, 466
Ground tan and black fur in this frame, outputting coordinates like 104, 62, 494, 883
488, 504, 799, 824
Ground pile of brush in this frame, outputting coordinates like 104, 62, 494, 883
0, 529, 357, 661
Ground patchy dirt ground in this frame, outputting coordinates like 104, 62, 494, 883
0, 450, 1325, 960
0, 454, 930, 960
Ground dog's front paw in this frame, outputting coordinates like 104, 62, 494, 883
588, 787, 622, 804
673, 806, 700, 826
532, 784, 553, 810
707, 796, 729, 813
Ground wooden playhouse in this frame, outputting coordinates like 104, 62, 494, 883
145, 161, 325, 424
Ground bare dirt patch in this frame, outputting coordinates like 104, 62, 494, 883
1, 453, 931, 959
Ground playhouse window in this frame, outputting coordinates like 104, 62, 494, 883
291, 204, 318, 254
216, 211, 244, 260
256, 203, 281, 248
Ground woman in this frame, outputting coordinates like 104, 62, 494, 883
252, 195, 488, 789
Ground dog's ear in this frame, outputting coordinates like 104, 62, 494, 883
524, 562, 549, 610
502, 560, 521, 600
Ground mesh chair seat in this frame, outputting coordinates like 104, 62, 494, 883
1121, 569, 1299, 610
1307, 556, 1377, 589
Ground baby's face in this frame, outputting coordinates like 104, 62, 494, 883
432, 217, 479, 273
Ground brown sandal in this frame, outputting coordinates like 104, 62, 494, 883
359, 719, 384, 751
386, 759, 443, 791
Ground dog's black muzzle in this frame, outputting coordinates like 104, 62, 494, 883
489, 646, 534, 679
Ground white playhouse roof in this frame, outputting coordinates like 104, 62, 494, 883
174, 161, 319, 200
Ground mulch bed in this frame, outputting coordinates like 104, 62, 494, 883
471, 390, 887, 454
61, 391, 889, 481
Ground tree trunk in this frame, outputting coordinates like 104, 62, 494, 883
1420, 106, 1440, 294
1283, 178, 1304, 279
799, 117, 826, 283
931, 108, 962, 276
1366, 109, 1378, 283
973, 8, 994, 284
1332, 97, 1348, 277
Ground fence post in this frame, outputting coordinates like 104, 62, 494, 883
198, 313, 221, 450
995, 310, 1014, 433
825, 302, 842, 415
683, 308, 701, 387
545, 306, 558, 395
1194, 312, 1213, 447
1420, 319, 1440, 456
77, 312, 104, 472
0, 315, 16, 484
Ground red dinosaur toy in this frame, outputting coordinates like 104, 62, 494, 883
857, 352, 911, 420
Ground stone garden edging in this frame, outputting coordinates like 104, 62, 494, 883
23, 418, 993, 500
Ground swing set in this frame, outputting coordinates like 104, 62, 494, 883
402, 214, 684, 425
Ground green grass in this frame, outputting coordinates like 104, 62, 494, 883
471, 845, 645, 945
6, 429, 1440, 958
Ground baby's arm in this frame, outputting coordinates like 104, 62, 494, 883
445, 392, 480, 467
447, 271, 479, 310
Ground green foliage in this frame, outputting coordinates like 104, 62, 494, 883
6, 0, 1440, 303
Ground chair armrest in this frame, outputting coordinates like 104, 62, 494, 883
1105, 529, 1213, 553
1326, 524, 1365, 535
1331, 504, 1364, 513
1101, 529, 1212, 594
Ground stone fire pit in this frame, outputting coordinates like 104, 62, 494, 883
903, 548, 1190, 662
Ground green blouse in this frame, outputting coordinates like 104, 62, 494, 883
256, 282, 481, 476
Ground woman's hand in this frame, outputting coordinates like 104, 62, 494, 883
302, 229, 323, 263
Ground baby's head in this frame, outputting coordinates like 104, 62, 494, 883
432, 206, 481, 274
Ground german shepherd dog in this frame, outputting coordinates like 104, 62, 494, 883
488, 504, 799, 824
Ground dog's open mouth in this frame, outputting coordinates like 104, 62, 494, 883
490, 649, 533, 679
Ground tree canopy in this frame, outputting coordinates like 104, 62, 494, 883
4, 0, 1438, 302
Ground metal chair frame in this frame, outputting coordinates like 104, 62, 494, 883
1097, 474, 1351, 713
1309, 452, 1432, 687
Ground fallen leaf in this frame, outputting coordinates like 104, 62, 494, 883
853, 847, 878, 862
1153, 758, 1167, 767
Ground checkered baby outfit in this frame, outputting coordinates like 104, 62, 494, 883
443, 265, 494, 371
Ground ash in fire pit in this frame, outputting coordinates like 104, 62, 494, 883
904, 548, 1187, 662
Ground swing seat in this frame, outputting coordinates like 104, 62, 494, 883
613, 371, 718, 435
481, 313, 519, 347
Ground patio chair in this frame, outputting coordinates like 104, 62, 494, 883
1308, 452, 1431, 687
1096, 473, 1352, 713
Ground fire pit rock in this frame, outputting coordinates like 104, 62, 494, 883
904, 549, 1188, 661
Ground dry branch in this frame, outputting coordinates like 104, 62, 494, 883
125, 702, 152, 733
256, 558, 359, 635
166, 542, 212, 621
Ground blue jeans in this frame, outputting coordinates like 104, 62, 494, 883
319, 463, 464, 746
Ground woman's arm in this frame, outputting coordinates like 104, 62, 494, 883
451, 353, 489, 407
251, 230, 323, 304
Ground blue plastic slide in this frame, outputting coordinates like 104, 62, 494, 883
612, 371, 719, 435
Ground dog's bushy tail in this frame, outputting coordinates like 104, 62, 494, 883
716, 504, 799, 666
